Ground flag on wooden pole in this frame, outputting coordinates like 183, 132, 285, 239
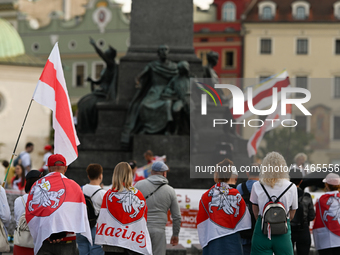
33, 43, 79, 165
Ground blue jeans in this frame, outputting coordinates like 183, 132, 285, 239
76, 227, 104, 255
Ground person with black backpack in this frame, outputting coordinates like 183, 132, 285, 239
289, 168, 315, 255
76, 164, 106, 255
236, 163, 260, 255
250, 152, 298, 255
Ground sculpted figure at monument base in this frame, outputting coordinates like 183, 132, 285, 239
121, 45, 178, 147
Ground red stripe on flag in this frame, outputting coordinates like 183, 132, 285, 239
39, 60, 78, 154
232, 77, 290, 120
250, 126, 265, 153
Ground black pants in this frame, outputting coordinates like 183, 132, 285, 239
291, 226, 311, 255
318, 247, 340, 255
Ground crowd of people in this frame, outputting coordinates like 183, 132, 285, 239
0, 150, 339, 255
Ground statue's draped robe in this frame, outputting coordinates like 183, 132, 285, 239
121, 60, 178, 145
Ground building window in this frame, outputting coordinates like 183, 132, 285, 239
334, 77, 340, 98
262, 6, 273, 20
259, 76, 271, 83
224, 50, 235, 68
336, 39, 340, 54
295, 115, 307, 132
222, 2, 236, 21
258, 1, 276, 20
93, 62, 105, 80
334, 116, 340, 139
292, 1, 310, 20
296, 6, 306, 19
73, 63, 87, 87
295, 76, 308, 98
296, 39, 308, 54
260, 39, 272, 54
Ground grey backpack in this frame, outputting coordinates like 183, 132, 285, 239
261, 183, 293, 238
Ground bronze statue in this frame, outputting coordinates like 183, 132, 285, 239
77, 37, 118, 134
203, 51, 219, 83
162, 61, 191, 135
121, 45, 178, 147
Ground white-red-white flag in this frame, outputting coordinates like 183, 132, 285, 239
26, 172, 92, 254
247, 103, 292, 157
230, 70, 290, 121
33, 43, 79, 165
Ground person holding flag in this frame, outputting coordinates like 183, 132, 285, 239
25, 154, 92, 255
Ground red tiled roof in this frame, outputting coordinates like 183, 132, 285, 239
244, 0, 340, 22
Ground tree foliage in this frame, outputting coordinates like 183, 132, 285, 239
258, 128, 314, 165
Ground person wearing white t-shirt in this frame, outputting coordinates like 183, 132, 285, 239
19, 142, 34, 174
250, 152, 298, 255
76, 164, 106, 255
41, 145, 53, 174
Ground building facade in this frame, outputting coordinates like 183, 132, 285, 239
193, 0, 251, 78
0, 18, 50, 177
243, 0, 340, 164
17, 0, 129, 104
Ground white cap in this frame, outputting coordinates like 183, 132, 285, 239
323, 173, 340, 186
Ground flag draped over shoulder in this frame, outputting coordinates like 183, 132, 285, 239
230, 70, 290, 122
313, 192, 340, 250
32, 43, 79, 165
247, 104, 292, 157
25, 172, 92, 254
197, 183, 251, 248
95, 187, 153, 255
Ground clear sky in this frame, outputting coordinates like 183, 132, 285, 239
114, 0, 213, 13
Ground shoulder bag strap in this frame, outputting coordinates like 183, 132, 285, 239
91, 188, 102, 198
276, 182, 294, 202
145, 183, 166, 200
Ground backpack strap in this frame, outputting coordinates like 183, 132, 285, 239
91, 188, 102, 198
241, 182, 250, 196
260, 183, 272, 201
276, 183, 294, 202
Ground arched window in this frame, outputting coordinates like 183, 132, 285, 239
296, 6, 306, 19
262, 6, 272, 19
222, 2, 236, 21
292, 1, 310, 20
258, 1, 276, 20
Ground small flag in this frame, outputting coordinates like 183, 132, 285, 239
33, 43, 79, 165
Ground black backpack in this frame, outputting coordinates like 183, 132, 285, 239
290, 190, 305, 230
261, 183, 293, 237
240, 182, 256, 239
84, 188, 102, 228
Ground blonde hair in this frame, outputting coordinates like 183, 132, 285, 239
111, 162, 133, 192
294, 153, 307, 162
260, 151, 290, 188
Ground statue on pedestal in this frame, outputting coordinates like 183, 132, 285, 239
203, 51, 219, 83
162, 61, 191, 135
77, 37, 118, 134
121, 45, 178, 146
